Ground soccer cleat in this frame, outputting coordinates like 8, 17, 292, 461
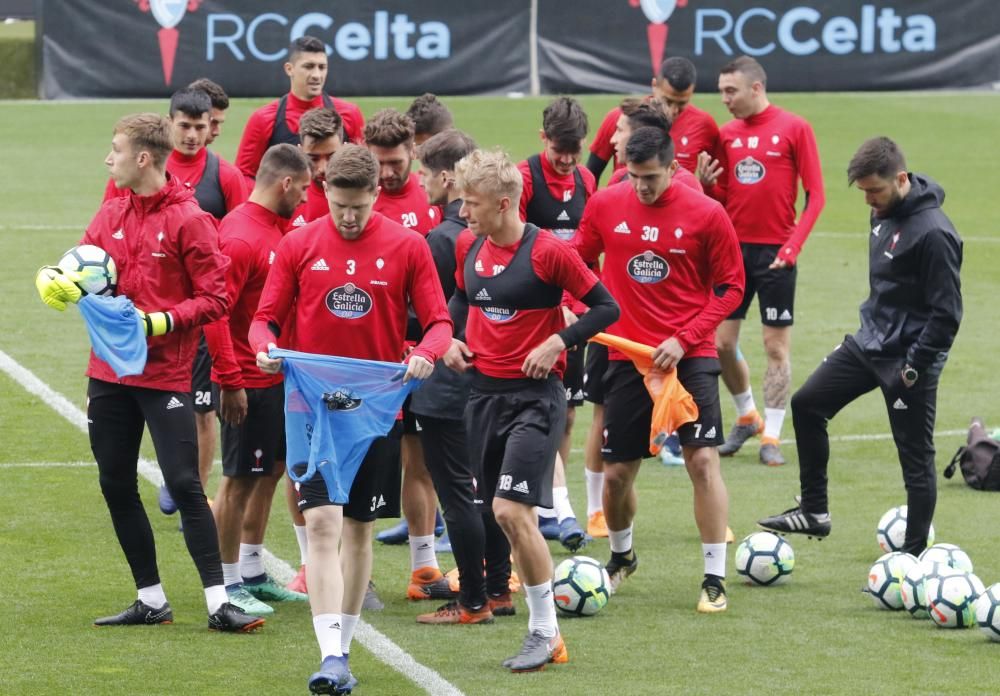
158, 484, 177, 515
207, 602, 265, 633
605, 550, 639, 594
659, 433, 685, 465
487, 592, 516, 617
243, 575, 308, 602
363, 580, 384, 611
696, 578, 728, 613
416, 600, 495, 625
758, 504, 831, 539
718, 412, 764, 456
226, 585, 274, 616
287, 564, 308, 595
759, 438, 786, 466
434, 509, 445, 537
504, 631, 569, 672
308, 655, 353, 695
94, 599, 173, 626
538, 516, 561, 540
375, 519, 409, 545
435, 532, 453, 554
587, 510, 609, 538
407, 567, 459, 601
558, 517, 592, 552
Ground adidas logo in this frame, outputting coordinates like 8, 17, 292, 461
311, 258, 329, 271
779, 309, 792, 321
417, 543, 431, 550
613, 221, 631, 234
872, 223, 882, 236
376, 495, 386, 508
732, 137, 743, 148
112, 229, 124, 239
475, 287, 491, 301
166, 397, 183, 410
892, 398, 908, 411
330, 622, 341, 630
268, 251, 275, 265
292, 214, 307, 227
556, 210, 570, 222
512, 480, 530, 494
704, 426, 716, 439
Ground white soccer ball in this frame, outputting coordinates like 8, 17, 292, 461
974, 583, 1000, 642
552, 556, 611, 617
734, 532, 794, 586
58, 244, 117, 296
875, 505, 935, 553
924, 565, 979, 628
900, 562, 931, 619
918, 543, 973, 574
867, 552, 918, 610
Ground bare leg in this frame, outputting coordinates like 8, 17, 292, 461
716, 319, 749, 397
602, 459, 640, 532
684, 446, 728, 543
304, 506, 345, 615
401, 434, 436, 537
340, 518, 375, 615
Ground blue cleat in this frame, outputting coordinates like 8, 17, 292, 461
435, 532, 453, 554
308, 655, 353, 694
434, 509, 445, 537
538, 516, 560, 540
558, 517, 592, 552
158, 484, 177, 515
375, 519, 409, 545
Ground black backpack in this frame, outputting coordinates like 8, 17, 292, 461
944, 420, 1000, 491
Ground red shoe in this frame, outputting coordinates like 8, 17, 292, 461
416, 601, 494, 624
286, 565, 308, 595
407, 567, 458, 601
487, 592, 516, 616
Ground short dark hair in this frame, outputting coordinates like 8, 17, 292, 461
326, 143, 378, 192
659, 57, 697, 91
418, 129, 477, 174
289, 36, 326, 63
626, 101, 671, 133
542, 96, 588, 152
364, 109, 415, 149
625, 126, 674, 167
257, 143, 310, 187
847, 137, 907, 185
187, 78, 229, 111
407, 93, 454, 138
168, 87, 211, 120
299, 107, 343, 143
720, 55, 767, 88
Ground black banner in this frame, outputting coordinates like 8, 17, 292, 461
538, 0, 1000, 93
41, 0, 531, 98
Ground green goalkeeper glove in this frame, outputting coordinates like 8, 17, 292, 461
35, 265, 82, 311
137, 309, 174, 337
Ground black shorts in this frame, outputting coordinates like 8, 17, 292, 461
293, 422, 403, 521
728, 243, 796, 327
217, 383, 286, 477
191, 333, 214, 413
465, 374, 565, 509
601, 358, 724, 462
583, 342, 609, 405
562, 346, 586, 407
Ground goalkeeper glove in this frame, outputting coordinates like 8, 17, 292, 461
35, 265, 82, 311
137, 309, 174, 337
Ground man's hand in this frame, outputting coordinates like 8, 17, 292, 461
35, 266, 82, 311
522, 334, 566, 379
695, 152, 722, 188
137, 309, 173, 337
652, 337, 684, 370
562, 306, 578, 327
403, 354, 433, 383
219, 388, 248, 426
256, 342, 282, 374
769, 244, 799, 269
443, 338, 474, 373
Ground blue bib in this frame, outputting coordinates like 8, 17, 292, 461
77, 294, 147, 378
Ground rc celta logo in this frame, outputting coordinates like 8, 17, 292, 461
629, 0, 689, 76
134, 0, 202, 85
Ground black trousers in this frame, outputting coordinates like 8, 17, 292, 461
417, 415, 511, 607
791, 337, 940, 554
87, 378, 223, 590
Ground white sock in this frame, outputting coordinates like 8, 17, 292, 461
222, 562, 242, 587
409, 535, 437, 572
584, 469, 604, 517
313, 614, 343, 659
608, 525, 633, 554
733, 389, 756, 418
340, 613, 360, 655
294, 524, 309, 566
239, 543, 265, 580
137, 583, 168, 609
524, 581, 559, 638
204, 585, 228, 615
764, 408, 786, 440
702, 543, 727, 578
552, 486, 575, 523
536, 505, 556, 520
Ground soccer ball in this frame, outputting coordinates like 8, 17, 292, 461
924, 565, 979, 628
734, 532, 794, 586
974, 583, 1000, 642
867, 552, 917, 610
552, 556, 610, 617
875, 505, 935, 553
900, 562, 928, 618
918, 543, 974, 573
57, 244, 117, 296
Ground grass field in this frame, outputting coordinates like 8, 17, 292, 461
2, 91, 1000, 695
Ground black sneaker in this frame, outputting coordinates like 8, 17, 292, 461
758, 505, 831, 539
208, 602, 266, 633
94, 600, 173, 626
605, 550, 638, 594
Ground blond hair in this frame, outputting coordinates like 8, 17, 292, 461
454, 148, 522, 202
113, 113, 173, 168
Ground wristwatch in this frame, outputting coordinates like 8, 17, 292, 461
902, 365, 919, 383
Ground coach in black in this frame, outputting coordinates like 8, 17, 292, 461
759, 137, 962, 555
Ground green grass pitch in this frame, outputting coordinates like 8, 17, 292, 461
1, 90, 999, 695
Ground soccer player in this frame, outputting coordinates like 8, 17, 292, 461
701, 56, 826, 466
444, 149, 619, 671
574, 127, 744, 612
188, 77, 229, 146
366, 108, 438, 235
759, 137, 962, 553
517, 96, 597, 551
288, 107, 344, 230
236, 36, 364, 181
251, 145, 452, 692
203, 144, 312, 617
407, 93, 454, 146
607, 99, 703, 193
34, 113, 261, 632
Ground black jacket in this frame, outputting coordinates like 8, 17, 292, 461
854, 173, 962, 371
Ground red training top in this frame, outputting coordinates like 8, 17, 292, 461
287, 179, 329, 232
517, 154, 597, 222
670, 103, 721, 174
590, 106, 622, 172
373, 175, 437, 236
608, 164, 703, 192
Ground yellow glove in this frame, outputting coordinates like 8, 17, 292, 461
35, 265, 82, 311
137, 309, 174, 337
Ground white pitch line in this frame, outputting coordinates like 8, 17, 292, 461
0, 460, 95, 469
0, 347, 464, 696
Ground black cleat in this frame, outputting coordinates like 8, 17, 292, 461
208, 602, 265, 633
94, 600, 173, 626
758, 505, 831, 539
605, 550, 639, 595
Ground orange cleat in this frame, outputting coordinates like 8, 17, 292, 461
587, 510, 609, 538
